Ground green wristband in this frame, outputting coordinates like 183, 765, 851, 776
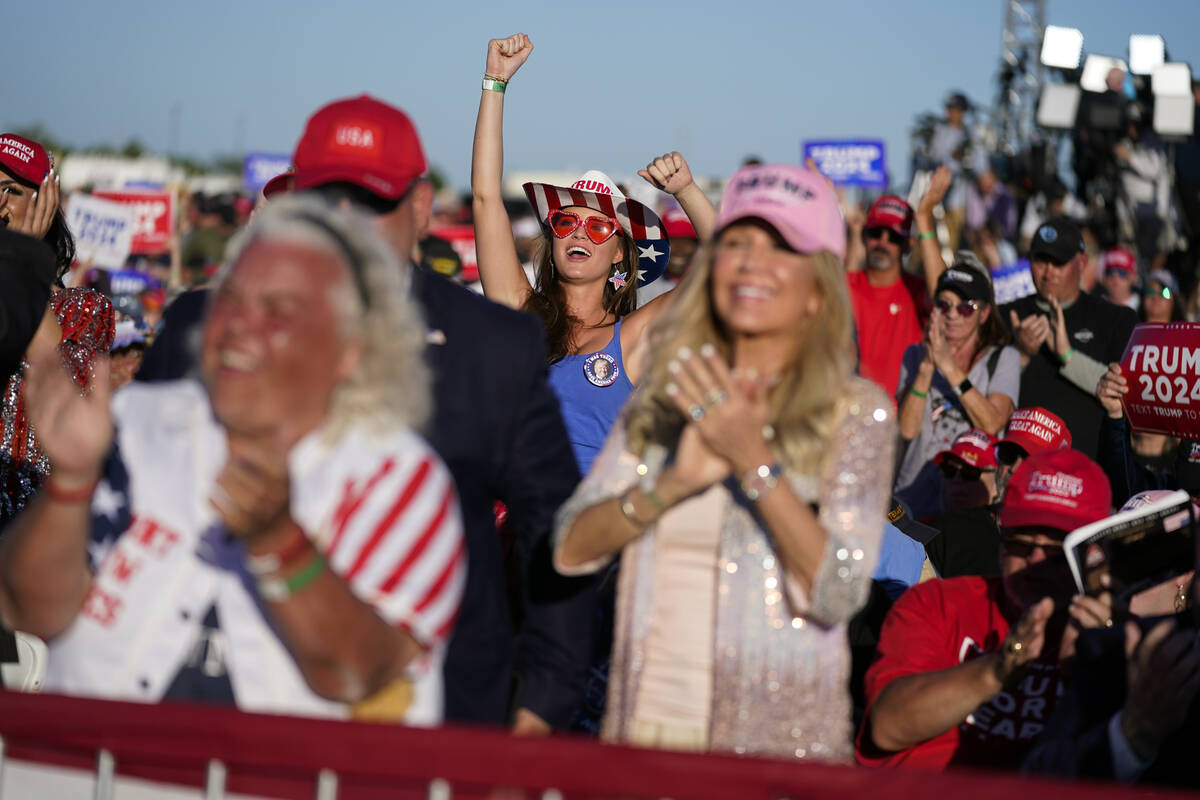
917, 231, 936, 241
285, 552, 326, 594
909, 387, 928, 399
481, 78, 507, 94
1060, 347, 1076, 366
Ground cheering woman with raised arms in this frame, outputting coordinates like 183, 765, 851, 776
472, 33, 715, 474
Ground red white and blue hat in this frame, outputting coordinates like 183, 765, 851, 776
523, 170, 670, 286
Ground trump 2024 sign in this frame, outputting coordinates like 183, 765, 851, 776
1121, 323, 1200, 438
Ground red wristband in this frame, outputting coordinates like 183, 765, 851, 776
244, 522, 313, 576
43, 475, 99, 505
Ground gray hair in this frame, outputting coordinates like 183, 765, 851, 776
221, 194, 430, 437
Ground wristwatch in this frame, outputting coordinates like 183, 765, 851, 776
953, 377, 973, 397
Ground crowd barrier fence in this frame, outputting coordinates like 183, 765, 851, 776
0, 690, 1181, 799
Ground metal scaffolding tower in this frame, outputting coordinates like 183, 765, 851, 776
994, 0, 1047, 154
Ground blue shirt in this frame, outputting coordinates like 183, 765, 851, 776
546, 319, 635, 475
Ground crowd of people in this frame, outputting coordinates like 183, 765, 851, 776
0, 31, 1197, 789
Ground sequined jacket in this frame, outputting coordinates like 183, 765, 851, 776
554, 377, 895, 762
0, 287, 115, 529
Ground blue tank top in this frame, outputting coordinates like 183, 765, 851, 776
547, 319, 635, 475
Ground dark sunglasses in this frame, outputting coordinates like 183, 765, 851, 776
547, 209, 619, 245
1000, 537, 1065, 559
864, 227, 906, 247
934, 298, 981, 318
1143, 284, 1173, 300
939, 460, 986, 481
1105, 267, 1133, 280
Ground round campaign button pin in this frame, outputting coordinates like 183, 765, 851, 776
584, 353, 619, 387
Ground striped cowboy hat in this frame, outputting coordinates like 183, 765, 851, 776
522, 170, 670, 286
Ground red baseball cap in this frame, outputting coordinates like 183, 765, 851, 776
263, 95, 426, 201
999, 449, 1111, 531
0, 133, 51, 186
996, 407, 1072, 460
661, 208, 697, 240
864, 194, 914, 239
1101, 247, 1137, 276
934, 428, 998, 470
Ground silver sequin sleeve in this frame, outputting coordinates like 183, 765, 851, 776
552, 421, 664, 577
781, 378, 896, 627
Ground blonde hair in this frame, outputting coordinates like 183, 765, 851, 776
221, 195, 430, 438
624, 241, 855, 475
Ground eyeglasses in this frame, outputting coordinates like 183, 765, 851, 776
934, 298, 981, 318
1001, 536, 1066, 560
1143, 284, 1173, 300
939, 460, 987, 481
547, 209, 620, 245
864, 227, 906, 247
1104, 268, 1133, 280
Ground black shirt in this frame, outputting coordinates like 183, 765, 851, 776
1000, 292, 1137, 461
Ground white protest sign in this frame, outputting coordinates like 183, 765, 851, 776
66, 193, 136, 269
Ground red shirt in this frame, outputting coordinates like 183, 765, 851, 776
847, 270, 930, 397
856, 577, 1063, 771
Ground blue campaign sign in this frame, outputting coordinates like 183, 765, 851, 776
802, 140, 887, 188
243, 153, 292, 192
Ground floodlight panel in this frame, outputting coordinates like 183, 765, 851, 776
1041, 26, 1084, 70
1152, 63, 1192, 96
1129, 34, 1166, 76
1037, 84, 1083, 129
1154, 95, 1195, 137
1081, 55, 1128, 93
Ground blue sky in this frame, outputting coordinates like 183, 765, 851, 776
7, 0, 1198, 192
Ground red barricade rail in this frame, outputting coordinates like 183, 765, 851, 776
0, 690, 1182, 799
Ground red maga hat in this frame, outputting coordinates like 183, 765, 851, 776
864, 194, 914, 239
1000, 449, 1111, 531
264, 94, 426, 201
934, 428, 998, 470
0, 133, 51, 186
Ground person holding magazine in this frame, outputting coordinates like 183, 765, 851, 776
858, 449, 1114, 771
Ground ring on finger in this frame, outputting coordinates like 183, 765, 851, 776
688, 404, 705, 422
705, 389, 729, 407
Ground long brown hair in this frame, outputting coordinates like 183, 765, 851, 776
522, 227, 641, 363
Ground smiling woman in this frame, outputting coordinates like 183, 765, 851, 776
470, 33, 717, 476
552, 164, 896, 761
0, 133, 113, 531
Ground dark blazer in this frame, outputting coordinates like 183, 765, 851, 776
1022, 613, 1200, 789
0, 231, 56, 384
410, 268, 591, 728
138, 269, 592, 728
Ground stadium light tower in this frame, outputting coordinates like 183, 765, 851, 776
994, 0, 1047, 155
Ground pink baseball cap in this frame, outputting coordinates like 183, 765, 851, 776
714, 164, 846, 260
934, 428, 998, 470
0, 133, 51, 186
1000, 449, 1111, 531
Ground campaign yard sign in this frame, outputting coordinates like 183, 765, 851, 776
1120, 322, 1200, 438
67, 194, 135, 269
93, 190, 174, 254
244, 153, 292, 193
802, 140, 887, 188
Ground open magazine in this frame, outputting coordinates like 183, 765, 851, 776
1064, 489, 1196, 597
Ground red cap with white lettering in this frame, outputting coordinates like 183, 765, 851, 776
0, 133, 51, 186
999, 449, 1111, 531
996, 406, 1072, 459
264, 94, 426, 201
